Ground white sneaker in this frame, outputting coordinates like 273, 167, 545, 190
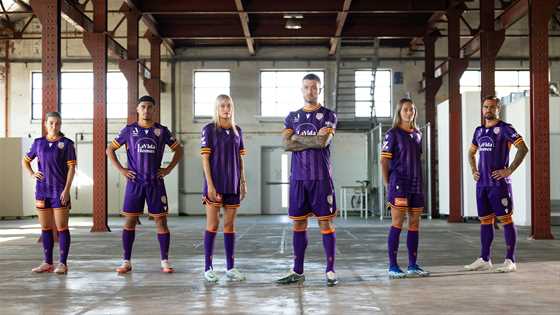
464, 257, 493, 271
161, 260, 174, 273
204, 268, 219, 283
225, 268, 246, 282
326, 271, 338, 286
54, 263, 68, 275
32, 262, 54, 273
116, 260, 132, 274
494, 259, 517, 273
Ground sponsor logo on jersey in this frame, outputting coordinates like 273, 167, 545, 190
132, 127, 139, 136
478, 136, 494, 152
137, 138, 157, 154
57, 142, 65, 149
296, 123, 318, 136
293, 114, 300, 123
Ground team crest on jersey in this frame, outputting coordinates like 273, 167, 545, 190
327, 194, 333, 205
493, 127, 501, 134
161, 196, 167, 204
316, 113, 324, 120
57, 142, 65, 149
501, 198, 508, 207
154, 128, 161, 137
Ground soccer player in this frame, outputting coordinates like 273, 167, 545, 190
22, 112, 76, 274
276, 74, 338, 287
107, 95, 183, 274
200, 94, 247, 283
465, 95, 528, 273
381, 98, 430, 279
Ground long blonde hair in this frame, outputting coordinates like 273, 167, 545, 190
213, 94, 239, 136
392, 98, 417, 130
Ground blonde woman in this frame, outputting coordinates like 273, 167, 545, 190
380, 98, 429, 278
200, 94, 247, 283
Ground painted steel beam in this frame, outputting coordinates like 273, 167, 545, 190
143, 30, 162, 122
234, 0, 255, 55
329, 0, 352, 55
125, 0, 175, 56
119, 3, 141, 124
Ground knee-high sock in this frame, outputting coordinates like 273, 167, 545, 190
322, 230, 336, 273
204, 230, 217, 271
480, 224, 494, 262
58, 229, 71, 265
387, 226, 402, 268
293, 230, 308, 274
41, 229, 54, 264
158, 232, 171, 261
224, 232, 235, 270
407, 230, 419, 267
503, 223, 517, 262
122, 229, 135, 261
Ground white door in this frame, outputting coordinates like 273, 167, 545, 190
261, 147, 290, 214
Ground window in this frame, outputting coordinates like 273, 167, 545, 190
194, 71, 230, 117
354, 70, 392, 118
32, 72, 128, 120
460, 70, 530, 97
260, 70, 325, 117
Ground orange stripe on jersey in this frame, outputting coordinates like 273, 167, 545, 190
513, 138, 524, 146
111, 140, 121, 149
170, 141, 181, 151
23, 155, 33, 162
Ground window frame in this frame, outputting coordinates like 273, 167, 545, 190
192, 69, 231, 119
354, 68, 393, 119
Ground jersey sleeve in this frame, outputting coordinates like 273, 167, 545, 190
470, 128, 479, 151
66, 140, 77, 167
163, 127, 181, 151
504, 124, 524, 147
380, 130, 396, 160
23, 139, 38, 162
324, 111, 337, 135
200, 124, 213, 156
283, 112, 294, 135
111, 126, 129, 150
238, 127, 246, 156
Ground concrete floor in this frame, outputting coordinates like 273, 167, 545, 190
1, 215, 559, 315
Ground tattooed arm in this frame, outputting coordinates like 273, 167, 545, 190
491, 141, 529, 180
282, 128, 333, 152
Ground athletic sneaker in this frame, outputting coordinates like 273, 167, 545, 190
54, 263, 68, 275
494, 259, 517, 273
32, 262, 54, 273
226, 268, 246, 282
116, 260, 132, 274
464, 257, 492, 271
406, 264, 430, 277
275, 270, 305, 284
204, 268, 219, 283
161, 260, 174, 273
388, 265, 406, 279
326, 271, 338, 287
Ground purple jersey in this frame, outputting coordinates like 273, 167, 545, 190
200, 123, 246, 194
471, 120, 524, 187
111, 122, 180, 183
380, 127, 423, 194
24, 136, 77, 198
284, 106, 337, 181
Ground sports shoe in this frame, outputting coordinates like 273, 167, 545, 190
161, 260, 174, 273
116, 260, 132, 274
494, 259, 517, 273
406, 264, 430, 277
225, 268, 246, 281
275, 270, 305, 284
388, 265, 406, 279
464, 257, 492, 271
32, 262, 54, 273
326, 271, 338, 287
204, 268, 219, 283
54, 263, 68, 275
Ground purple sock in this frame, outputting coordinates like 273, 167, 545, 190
122, 229, 135, 261
503, 223, 517, 262
58, 229, 71, 265
41, 229, 54, 264
388, 226, 401, 268
204, 230, 217, 271
158, 232, 171, 261
224, 232, 235, 270
480, 224, 494, 261
293, 230, 308, 274
407, 230, 419, 267
322, 231, 336, 273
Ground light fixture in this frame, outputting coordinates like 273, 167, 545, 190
284, 14, 303, 30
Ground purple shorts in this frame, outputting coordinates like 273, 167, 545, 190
202, 186, 241, 209
289, 180, 337, 221
122, 179, 168, 217
476, 185, 513, 219
387, 185, 424, 212
35, 193, 71, 210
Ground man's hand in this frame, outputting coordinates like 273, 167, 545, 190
120, 168, 136, 180
158, 167, 171, 178
60, 189, 71, 206
472, 170, 480, 181
491, 168, 512, 180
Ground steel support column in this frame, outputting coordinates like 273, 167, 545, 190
118, 4, 140, 124
424, 31, 442, 219
528, 0, 558, 239
480, 0, 505, 100
143, 30, 161, 122
30, 0, 61, 129
83, 0, 109, 232
447, 5, 468, 223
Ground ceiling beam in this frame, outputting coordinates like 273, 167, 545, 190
125, 0, 175, 56
234, 0, 255, 55
329, 0, 352, 55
